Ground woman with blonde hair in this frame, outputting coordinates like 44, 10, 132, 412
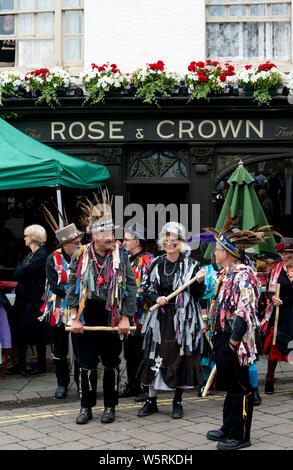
137, 222, 206, 419
11, 224, 53, 376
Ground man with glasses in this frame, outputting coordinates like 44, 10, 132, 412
119, 223, 154, 402
40, 221, 82, 399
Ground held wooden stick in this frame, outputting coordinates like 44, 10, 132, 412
150, 271, 204, 312
65, 326, 137, 332
272, 283, 281, 346
201, 364, 216, 398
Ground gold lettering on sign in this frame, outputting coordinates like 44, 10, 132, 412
198, 120, 217, 139
179, 120, 194, 139
109, 121, 125, 140
274, 126, 293, 137
25, 128, 41, 140
51, 122, 66, 140
88, 121, 105, 140
157, 120, 175, 139
218, 120, 243, 138
69, 122, 86, 141
246, 120, 263, 138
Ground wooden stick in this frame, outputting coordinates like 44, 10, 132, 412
202, 364, 216, 398
272, 283, 281, 346
204, 331, 213, 350
65, 326, 137, 332
150, 271, 204, 312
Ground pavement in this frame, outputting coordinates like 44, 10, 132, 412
1, 349, 293, 452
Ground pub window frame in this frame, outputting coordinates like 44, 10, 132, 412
0, 0, 84, 69
205, 0, 292, 65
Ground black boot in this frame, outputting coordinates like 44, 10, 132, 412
251, 387, 262, 406
172, 400, 184, 419
137, 398, 158, 417
135, 386, 149, 402
76, 407, 92, 425
54, 385, 68, 399
265, 378, 274, 394
101, 407, 115, 424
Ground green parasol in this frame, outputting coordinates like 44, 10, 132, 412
204, 161, 276, 259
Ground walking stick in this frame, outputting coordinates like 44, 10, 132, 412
272, 283, 281, 346
202, 364, 217, 398
150, 270, 205, 312
65, 326, 137, 332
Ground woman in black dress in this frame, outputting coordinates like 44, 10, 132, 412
137, 222, 206, 419
261, 240, 293, 393
12, 224, 52, 376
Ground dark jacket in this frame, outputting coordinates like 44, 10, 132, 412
14, 247, 48, 301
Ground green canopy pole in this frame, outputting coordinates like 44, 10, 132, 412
56, 185, 64, 229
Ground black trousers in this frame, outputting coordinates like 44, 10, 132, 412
123, 334, 144, 392
52, 324, 79, 388
213, 332, 254, 442
72, 300, 122, 409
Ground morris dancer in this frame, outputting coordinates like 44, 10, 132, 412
66, 191, 137, 424
119, 223, 154, 402
205, 211, 274, 450
137, 222, 206, 419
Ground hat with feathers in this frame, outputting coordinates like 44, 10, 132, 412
42, 204, 81, 244
204, 205, 278, 261
80, 188, 119, 234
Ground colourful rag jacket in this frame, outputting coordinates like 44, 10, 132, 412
66, 241, 137, 327
260, 260, 283, 334
39, 248, 70, 327
130, 252, 154, 333
210, 262, 260, 366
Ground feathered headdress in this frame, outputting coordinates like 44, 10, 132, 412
80, 187, 119, 234
42, 204, 80, 244
204, 205, 278, 261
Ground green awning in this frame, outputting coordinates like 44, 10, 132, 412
0, 118, 110, 190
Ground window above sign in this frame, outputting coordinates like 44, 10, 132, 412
0, 0, 83, 69
206, 0, 291, 63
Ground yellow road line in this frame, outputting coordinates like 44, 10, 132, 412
0, 389, 291, 425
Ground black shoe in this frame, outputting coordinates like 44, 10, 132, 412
76, 407, 92, 425
6, 363, 26, 375
172, 401, 184, 419
217, 438, 251, 450
135, 391, 149, 402
54, 385, 68, 399
23, 367, 47, 377
137, 398, 158, 417
206, 429, 227, 441
252, 388, 262, 406
265, 379, 274, 394
101, 407, 115, 424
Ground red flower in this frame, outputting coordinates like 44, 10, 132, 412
228, 65, 234, 71
219, 73, 226, 82
212, 61, 219, 67
245, 64, 252, 70
188, 64, 196, 72
206, 59, 212, 64
111, 64, 117, 68
198, 74, 208, 83
196, 61, 205, 68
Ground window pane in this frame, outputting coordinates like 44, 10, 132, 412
65, 10, 82, 34
250, 5, 266, 16
18, 0, 34, 9
0, 13, 14, 34
208, 6, 225, 16
37, 0, 52, 8
0, 38, 15, 65
18, 38, 54, 66
37, 12, 53, 33
63, 0, 82, 6
271, 4, 289, 16
0, 0, 14, 10
230, 5, 246, 16
64, 36, 81, 60
206, 21, 291, 61
18, 13, 34, 34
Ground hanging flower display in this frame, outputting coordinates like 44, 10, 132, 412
81, 62, 129, 104
25, 67, 73, 108
0, 71, 26, 105
235, 61, 283, 106
184, 60, 237, 101
131, 60, 179, 106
